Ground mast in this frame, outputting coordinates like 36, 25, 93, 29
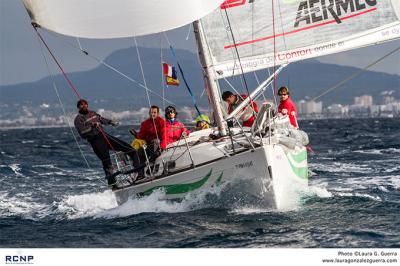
193, 20, 227, 136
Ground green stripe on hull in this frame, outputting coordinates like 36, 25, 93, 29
143, 169, 213, 196
215, 172, 223, 185
289, 150, 307, 163
287, 151, 308, 180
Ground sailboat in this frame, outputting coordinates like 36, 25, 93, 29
21, 0, 400, 209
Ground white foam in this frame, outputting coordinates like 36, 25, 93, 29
57, 190, 118, 219
96, 184, 224, 219
9, 164, 23, 176
230, 207, 271, 215
390, 176, 400, 190
21, 140, 35, 144
306, 184, 332, 198
95, 190, 187, 219
335, 192, 382, 201
0, 192, 48, 219
310, 162, 372, 174
353, 149, 383, 155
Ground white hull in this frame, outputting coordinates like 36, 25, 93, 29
114, 129, 308, 210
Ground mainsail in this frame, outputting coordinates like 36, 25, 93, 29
200, 0, 400, 78
22, 0, 225, 39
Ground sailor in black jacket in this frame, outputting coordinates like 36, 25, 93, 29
74, 99, 134, 186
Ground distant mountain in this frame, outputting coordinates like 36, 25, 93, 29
1, 46, 399, 109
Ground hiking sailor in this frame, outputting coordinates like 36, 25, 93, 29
222, 91, 259, 127
74, 99, 134, 187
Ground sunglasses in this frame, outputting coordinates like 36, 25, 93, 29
167, 111, 175, 114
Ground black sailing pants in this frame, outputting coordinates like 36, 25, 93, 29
87, 132, 137, 176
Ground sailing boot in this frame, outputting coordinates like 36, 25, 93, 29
104, 167, 118, 188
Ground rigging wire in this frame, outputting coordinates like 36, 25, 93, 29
160, 35, 168, 155
163, 32, 202, 117
75, 37, 84, 52
33, 25, 117, 149
276, 0, 290, 90
33, 27, 107, 184
33, 25, 136, 154
223, 9, 251, 97
33, 25, 82, 99
42, 30, 176, 106
222, 9, 260, 121
311, 45, 400, 102
133, 36, 161, 146
185, 24, 193, 41
271, 0, 277, 102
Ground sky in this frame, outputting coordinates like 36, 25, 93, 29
0, 0, 399, 86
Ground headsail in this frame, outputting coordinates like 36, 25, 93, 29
200, 0, 400, 79
22, 0, 225, 39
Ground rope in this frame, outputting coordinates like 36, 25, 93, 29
33, 25, 123, 158
311, 45, 400, 102
160, 36, 168, 154
163, 33, 202, 117
185, 24, 192, 41
277, 0, 290, 90
133, 36, 161, 144
43, 30, 176, 106
35, 33, 92, 170
223, 9, 251, 98
33, 27, 110, 186
75, 38, 84, 52
33, 24, 82, 100
271, 0, 277, 99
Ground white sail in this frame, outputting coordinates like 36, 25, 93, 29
200, 0, 400, 79
22, 0, 225, 39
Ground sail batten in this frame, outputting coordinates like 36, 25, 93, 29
200, 0, 400, 79
22, 0, 225, 39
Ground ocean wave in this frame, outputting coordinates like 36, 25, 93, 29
309, 162, 373, 174
56, 190, 118, 220
96, 184, 225, 219
0, 192, 48, 219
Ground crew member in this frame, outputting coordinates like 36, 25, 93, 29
222, 91, 259, 127
278, 86, 298, 128
161, 106, 189, 149
194, 114, 211, 131
130, 106, 165, 169
74, 99, 133, 187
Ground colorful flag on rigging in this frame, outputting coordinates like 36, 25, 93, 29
163, 63, 180, 86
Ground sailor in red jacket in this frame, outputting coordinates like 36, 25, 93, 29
278, 86, 298, 128
130, 106, 165, 170
222, 91, 259, 127
161, 106, 190, 149
132, 105, 165, 144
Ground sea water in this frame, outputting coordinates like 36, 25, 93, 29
0, 118, 399, 247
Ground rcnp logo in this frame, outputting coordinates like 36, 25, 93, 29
5, 255, 34, 264
220, 0, 255, 9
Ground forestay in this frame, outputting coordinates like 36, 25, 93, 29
22, 0, 225, 39
200, 0, 400, 79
